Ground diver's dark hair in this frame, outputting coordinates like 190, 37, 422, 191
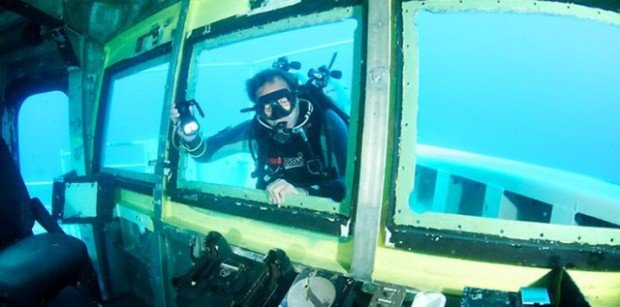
246, 69, 298, 103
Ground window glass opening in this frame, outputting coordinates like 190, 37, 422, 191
102, 60, 170, 175
182, 19, 358, 196
18, 90, 71, 207
407, 11, 620, 228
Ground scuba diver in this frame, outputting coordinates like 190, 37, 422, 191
170, 68, 348, 205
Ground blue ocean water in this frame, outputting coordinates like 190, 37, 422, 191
102, 61, 170, 173
18, 91, 70, 205
416, 11, 620, 185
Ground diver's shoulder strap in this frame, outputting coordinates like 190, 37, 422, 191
297, 84, 350, 127
319, 112, 338, 176
249, 118, 270, 184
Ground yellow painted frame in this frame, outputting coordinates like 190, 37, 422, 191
104, 3, 181, 68
395, 0, 620, 243
177, 5, 362, 217
373, 1, 620, 305
163, 200, 353, 272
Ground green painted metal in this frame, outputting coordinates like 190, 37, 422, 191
164, 201, 353, 273
394, 0, 420, 226
83, 42, 106, 175
117, 188, 155, 216
178, 180, 344, 214
350, 0, 393, 280
404, 0, 620, 26
152, 1, 191, 305
186, 0, 250, 31
104, 3, 180, 68
68, 70, 87, 175
102, 167, 157, 183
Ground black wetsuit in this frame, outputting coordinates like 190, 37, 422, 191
174, 98, 347, 202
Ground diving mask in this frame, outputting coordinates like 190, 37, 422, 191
256, 88, 297, 121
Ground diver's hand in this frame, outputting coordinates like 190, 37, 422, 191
266, 179, 308, 205
170, 103, 181, 125
170, 103, 197, 142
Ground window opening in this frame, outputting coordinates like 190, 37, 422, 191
18, 91, 71, 208
101, 59, 170, 175
398, 10, 620, 231
180, 19, 358, 197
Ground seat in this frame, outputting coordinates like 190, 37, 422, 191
0, 137, 101, 305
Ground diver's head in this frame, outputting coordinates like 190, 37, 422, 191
247, 69, 300, 127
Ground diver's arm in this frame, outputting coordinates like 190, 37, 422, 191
306, 178, 346, 202
177, 132, 208, 160
306, 109, 348, 202
174, 120, 253, 162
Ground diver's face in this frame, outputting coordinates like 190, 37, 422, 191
256, 77, 296, 126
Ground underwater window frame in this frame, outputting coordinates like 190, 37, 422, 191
94, 43, 172, 188
387, 0, 620, 270
169, 2, 364, 236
